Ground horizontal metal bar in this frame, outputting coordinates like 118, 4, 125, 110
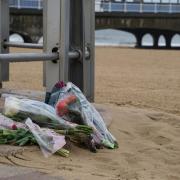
0, 52, 59, 62
4, 41, 43, 49
68, 51, 79, 59
0, 50, 90, 63
69, 50, 90, 59
3, 42, 90, 59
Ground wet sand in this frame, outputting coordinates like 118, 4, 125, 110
0, 47, 180, 180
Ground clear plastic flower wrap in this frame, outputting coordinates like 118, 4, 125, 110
53, 82, 118, 149
3, 96, 78, 129
3, 96, 94, 151
0, 113, 26, 130
25, 118, 66, 158
0, 117, 68, 157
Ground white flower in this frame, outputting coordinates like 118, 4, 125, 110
3, 97, 20, 117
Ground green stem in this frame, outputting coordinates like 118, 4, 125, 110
56, 148, 69, 157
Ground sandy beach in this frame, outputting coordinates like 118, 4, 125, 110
4, 47, 180, 115
0, 47, 180, 180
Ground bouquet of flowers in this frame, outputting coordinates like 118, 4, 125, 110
49, 82, 118, 149
3, 96, 95, 152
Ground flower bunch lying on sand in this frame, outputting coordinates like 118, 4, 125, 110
0, 82, 118, 157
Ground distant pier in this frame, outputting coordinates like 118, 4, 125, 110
9, 0, 180, 49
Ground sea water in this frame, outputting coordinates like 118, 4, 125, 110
95, 29, 180, 47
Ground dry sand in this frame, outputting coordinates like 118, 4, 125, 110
4, 47, 180, 115
0, 47, 180, 180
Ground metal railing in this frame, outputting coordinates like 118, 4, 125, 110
95, 2, 180, 13
9, 0, 43, 9
9, 0, 180, 13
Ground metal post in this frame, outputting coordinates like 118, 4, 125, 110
83, 0, 95, 101
43, 0, 61, 92
69, 0, 84, 92
124, 2, 127, 13
59, 0, 70, 83
69, 0, 95, 101
109, 1, 111, 12
0, 0, 9, 87
43, 0, 94, 101
140, 3, 143, 13
155, 3, 157, 13
38, 0, 41, 10
17, 0, 20, 9
169, 3, 172, 13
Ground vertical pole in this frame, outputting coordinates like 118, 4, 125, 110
169, 3, 172, 13
69, 0, 84, 91
109, 1, 111, 12
44, 0, 95, 102
0, 0, 9, 88
17, 0, 21, 9
140, 2, 143, 13
69, 0, 95, 101
124, 2, 127, 12
59, 0, 70, 82
44, 0, 71, 102
38, 0, 41, 10
154, 3, 157, 13
43, 0, 61, 94
83, 0, 95, 101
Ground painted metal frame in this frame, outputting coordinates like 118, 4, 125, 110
0, 0, 95, 102
43, 0, 95, 101
0, 0, 9, 85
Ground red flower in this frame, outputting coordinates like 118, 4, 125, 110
55, 81, 66, 89
12, 124, 17, 130
56, 95, 77, 117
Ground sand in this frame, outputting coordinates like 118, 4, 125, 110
4, 47, 180, 115
0, 47, 180, 180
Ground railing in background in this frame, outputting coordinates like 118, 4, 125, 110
9, 0, 43, 9
9, 0, 180, 13
96, 2, 180, 13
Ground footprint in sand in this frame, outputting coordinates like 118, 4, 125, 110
146, 113, 180, 128
146, 113, 164, 122
167, 175, 180, 180
136, 125, 159, 138
136, 125, 172, 146
121, 152, 139, 165
152, 135, 171, 146
165, 144, 180, 152
57, 163, 83, 172
118, 129, 133, 137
